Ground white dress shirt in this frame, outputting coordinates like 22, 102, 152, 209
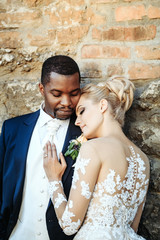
38, 102, 70, 155
9, 103, 69, 240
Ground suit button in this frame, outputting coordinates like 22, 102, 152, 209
48, 219, 53, 222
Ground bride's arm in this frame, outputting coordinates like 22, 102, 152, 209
131, 200, 146, 232
43, 141, 101, 235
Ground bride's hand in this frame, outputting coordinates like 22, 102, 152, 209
43, 141, 67, 181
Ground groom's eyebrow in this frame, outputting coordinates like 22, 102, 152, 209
70, 88, 81, 93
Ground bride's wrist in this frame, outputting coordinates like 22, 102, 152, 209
48, 180, 63, 199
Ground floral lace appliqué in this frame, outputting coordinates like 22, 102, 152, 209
72, 154, 90, 189
81, 181, 92, 199
48, 180, 63, 199
73, 147, 149, 240
59, 200, 81, 235
55, 193, 67, 209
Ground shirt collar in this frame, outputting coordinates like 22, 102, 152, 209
39, 102, 69, 128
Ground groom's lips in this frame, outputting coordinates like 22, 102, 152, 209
57, 109, 73, 116
58, 109, 73, 113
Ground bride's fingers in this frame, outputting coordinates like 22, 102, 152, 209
59, 153, 67, 171
43, 144, 48, 160
47, 141, 52, 159
51, 143, 58, 161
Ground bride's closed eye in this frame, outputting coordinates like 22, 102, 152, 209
79, 108, 85, 115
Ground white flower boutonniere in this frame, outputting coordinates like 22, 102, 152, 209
64, 134, 87, 160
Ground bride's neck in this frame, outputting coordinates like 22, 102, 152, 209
99, 117, 126, 140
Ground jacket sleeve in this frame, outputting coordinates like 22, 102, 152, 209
0, 121, 7, 239
0, 121, 6, 209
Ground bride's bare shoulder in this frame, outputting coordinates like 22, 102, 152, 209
81, 137, 122, 155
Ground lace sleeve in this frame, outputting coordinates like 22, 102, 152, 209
49, 142, 101, 235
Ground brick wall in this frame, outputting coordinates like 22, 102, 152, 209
0, 0, 160, 239
0, 0, 160, 87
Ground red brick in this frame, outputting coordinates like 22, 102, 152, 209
28, 33, 52, 47
47, 7, 106, 26
92, 25, 156, 41
125, 25, 156, 41
81, 62, 102, 78
85, 8, 106, 25
0, 32, 22, 48
57, 26, 89, 44
147, 5, 160, 19
92, 0, 118, 3
23, 0, 37, 7
23, 0, 53, 7
46, 8, 83, 26
107, 64, 124, 77
81, 45, 130, 59
105, 27, 125, 40
128, 63, 160, 80
64, 0, 85, 5
115, 5, 146, 21
0, 11, 41, 28
136, 46, 160, 60
28, 29, 56, 47
124, 0, 141, 2
45, 10, 59, 26
92, 28, 103, 41
48, 30, 56, 39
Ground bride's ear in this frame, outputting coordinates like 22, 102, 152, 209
99, 99, 108, 113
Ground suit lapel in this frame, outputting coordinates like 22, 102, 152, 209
15, 111, 40, 163
13, 110, 40, 202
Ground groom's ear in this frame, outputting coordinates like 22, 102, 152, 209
39, 83, 45, 96
99, 99, 108, 113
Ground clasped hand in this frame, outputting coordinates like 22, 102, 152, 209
43, 141, 67, 181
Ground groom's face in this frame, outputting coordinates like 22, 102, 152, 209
39, 72, 81, 120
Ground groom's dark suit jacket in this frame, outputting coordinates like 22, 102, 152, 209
0, 110, 81, 240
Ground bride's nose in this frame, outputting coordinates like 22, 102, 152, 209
75, 116, 80, 126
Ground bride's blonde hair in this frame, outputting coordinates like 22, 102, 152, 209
81, 76, 135, 126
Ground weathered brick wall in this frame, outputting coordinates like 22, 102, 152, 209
0, 0, 159, 239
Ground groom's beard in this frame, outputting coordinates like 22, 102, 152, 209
53, 107, 74, 120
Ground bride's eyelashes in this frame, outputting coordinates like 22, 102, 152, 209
79, 108, 85, 115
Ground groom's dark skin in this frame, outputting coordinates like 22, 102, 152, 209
39, 72, 81, 120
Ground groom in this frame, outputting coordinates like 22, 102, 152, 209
0, 55, 82, 240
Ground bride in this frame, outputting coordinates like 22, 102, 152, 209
43, 76, 150, 240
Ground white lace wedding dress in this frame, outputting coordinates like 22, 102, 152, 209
49, 143, 149, 240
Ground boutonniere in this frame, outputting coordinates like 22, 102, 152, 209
64, 134, 87, 160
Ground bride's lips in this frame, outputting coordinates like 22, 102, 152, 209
80, 125, 85, 131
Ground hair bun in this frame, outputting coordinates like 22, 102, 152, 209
105, 75, 135, 112
81, 75, 135, 126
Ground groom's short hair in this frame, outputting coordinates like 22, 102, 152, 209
41, 55, 81, 86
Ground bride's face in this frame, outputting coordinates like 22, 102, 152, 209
75, 96, 102, 139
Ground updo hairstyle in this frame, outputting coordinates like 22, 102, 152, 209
81, 76, 135, 126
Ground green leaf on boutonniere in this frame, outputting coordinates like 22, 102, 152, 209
64, 134, 87, 161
